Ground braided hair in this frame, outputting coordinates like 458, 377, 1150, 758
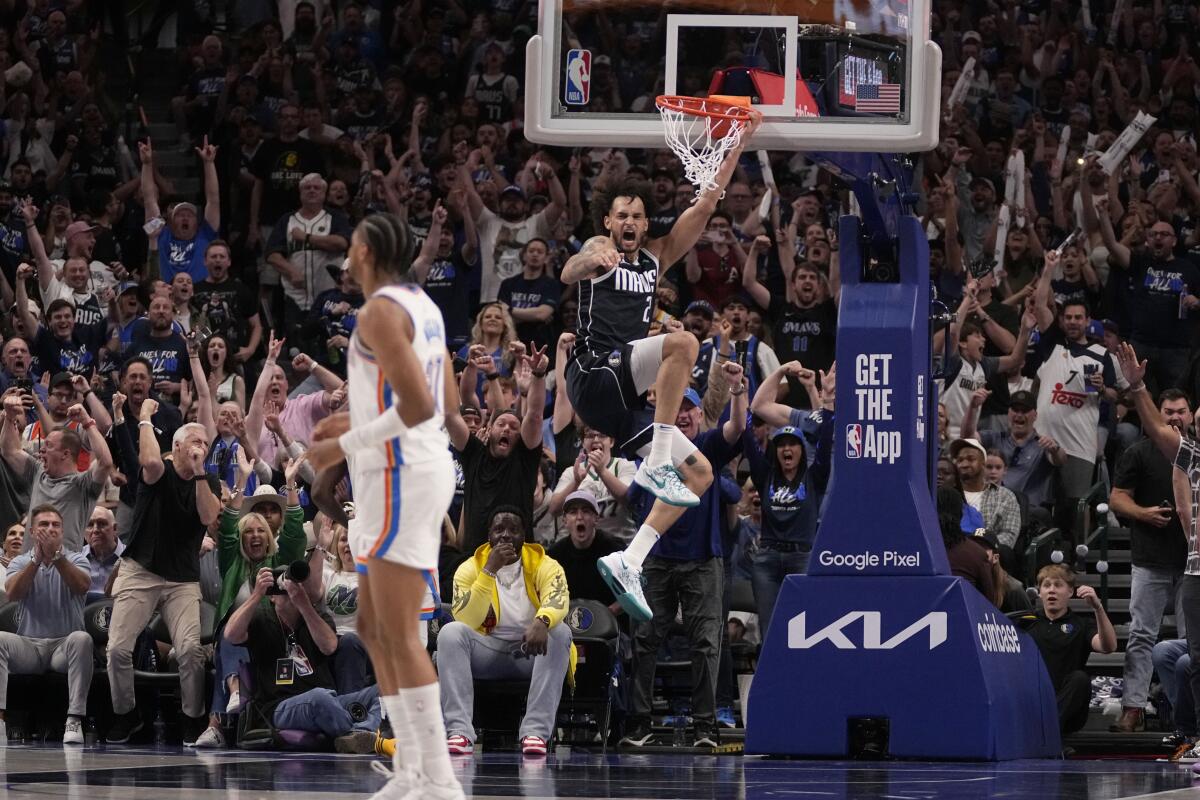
354, 212, 415, 281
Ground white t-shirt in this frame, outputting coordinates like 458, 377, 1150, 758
477, 207, 553, 303
1029, 334, 1114, 463
552, 457, 637, 543
964, 489, 984, 510
491, 561, 535, 640
939, 354, 997, 440
323, 563, 360, 635
49, 258, 117, 297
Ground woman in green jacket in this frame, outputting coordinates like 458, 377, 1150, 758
191, 450, 307, 748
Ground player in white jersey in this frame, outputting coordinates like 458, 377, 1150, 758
307, 213, 463, 800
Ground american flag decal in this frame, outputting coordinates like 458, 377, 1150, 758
855, 83, 901, 113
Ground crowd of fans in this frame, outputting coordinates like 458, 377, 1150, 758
0, 0, 1195, 756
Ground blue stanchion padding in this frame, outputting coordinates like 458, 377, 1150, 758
746, 574, 1061, 759
807, 214, 949, 578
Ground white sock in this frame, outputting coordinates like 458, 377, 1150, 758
624, 523, 660, 569
383, 695, 419, 775
399, 683, 457, 788
648, 423, 675, 467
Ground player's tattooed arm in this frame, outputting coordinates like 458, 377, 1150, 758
561, 235, 619, 284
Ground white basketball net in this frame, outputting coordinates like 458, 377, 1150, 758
658, 101, 748, 197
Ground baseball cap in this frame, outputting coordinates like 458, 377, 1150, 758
1101, 319, 1120, 336
949, 438, 987, 460
722, 293, 754, 311
500, 185, 526, 199
412, 173, 433, 190
50, 371, 75, 390
459, 404, 482, 419
770, 426, 804, 443
117, 280, 141, 296
1085, 320, 1105, 340
64, 220, 99, 240
1008, 390, 1036, 411
962, 30, 982, 44
171, 202, 199, 220
562, 490, 600, 514
972, 530, 1001, 551
593, 55, 612, 67
968, 175, 996, 192
684, 300, 715, 319
682, 388, 702, 408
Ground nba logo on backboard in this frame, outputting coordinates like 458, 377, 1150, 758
565, 49, 591, 105
846, 424, 863, 459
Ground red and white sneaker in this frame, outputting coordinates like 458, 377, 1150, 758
521, 735, 548, 756
446, 734, 474, 755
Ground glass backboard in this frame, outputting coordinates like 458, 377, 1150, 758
524, 0, 942, 152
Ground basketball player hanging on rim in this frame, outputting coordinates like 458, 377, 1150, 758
564, 112, 762, 622
307, 213, 463, 800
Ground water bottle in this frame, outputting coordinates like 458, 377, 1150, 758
671, 714, 687, 747
84, 716, 98, 745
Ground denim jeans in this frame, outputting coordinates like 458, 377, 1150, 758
332, 632, 373, 694
273, 684, 381, 738
1153, 639, 1194, 734
630, 557, 723, 726
750, 548, 811, 638
1122, 565, 1186, 708
210, 631, 250, 713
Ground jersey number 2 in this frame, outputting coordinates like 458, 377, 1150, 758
642, 296, 653, 323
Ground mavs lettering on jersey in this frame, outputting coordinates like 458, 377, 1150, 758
575, 249, 659, 356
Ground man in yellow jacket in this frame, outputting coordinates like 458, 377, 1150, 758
439, 505, 573, 757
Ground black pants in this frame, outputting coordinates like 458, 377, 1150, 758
715, 559, 734, 708
1180, 574, 1200, 729
630, 557, 723, 726
1057, 669, 1091, 735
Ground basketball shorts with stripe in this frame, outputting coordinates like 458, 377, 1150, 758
349, 454, 454, 574
566, 336, 665, 458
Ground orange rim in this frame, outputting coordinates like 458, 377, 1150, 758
656, 95, 754, 122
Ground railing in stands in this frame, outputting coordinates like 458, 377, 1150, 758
1078, 481, 1111, 606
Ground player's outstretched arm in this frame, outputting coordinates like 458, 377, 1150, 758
561, 235, 620, 285
652, 111, 762, 267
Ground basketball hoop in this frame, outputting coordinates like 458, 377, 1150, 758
656, 95, 754, 197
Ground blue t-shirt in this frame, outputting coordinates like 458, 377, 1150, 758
423, 249, 475, 349
158, 219, 217, 283
627, 428, 740, 561
126, 329, 190, 384
498, 273, 561, 350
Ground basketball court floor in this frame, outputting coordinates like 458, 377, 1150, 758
2, 745, 1197, 799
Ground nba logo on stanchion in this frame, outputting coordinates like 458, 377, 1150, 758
565, 49, 591, 105
846, 424, 862, 459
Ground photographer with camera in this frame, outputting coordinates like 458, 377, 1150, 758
224, 562, 383, 751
